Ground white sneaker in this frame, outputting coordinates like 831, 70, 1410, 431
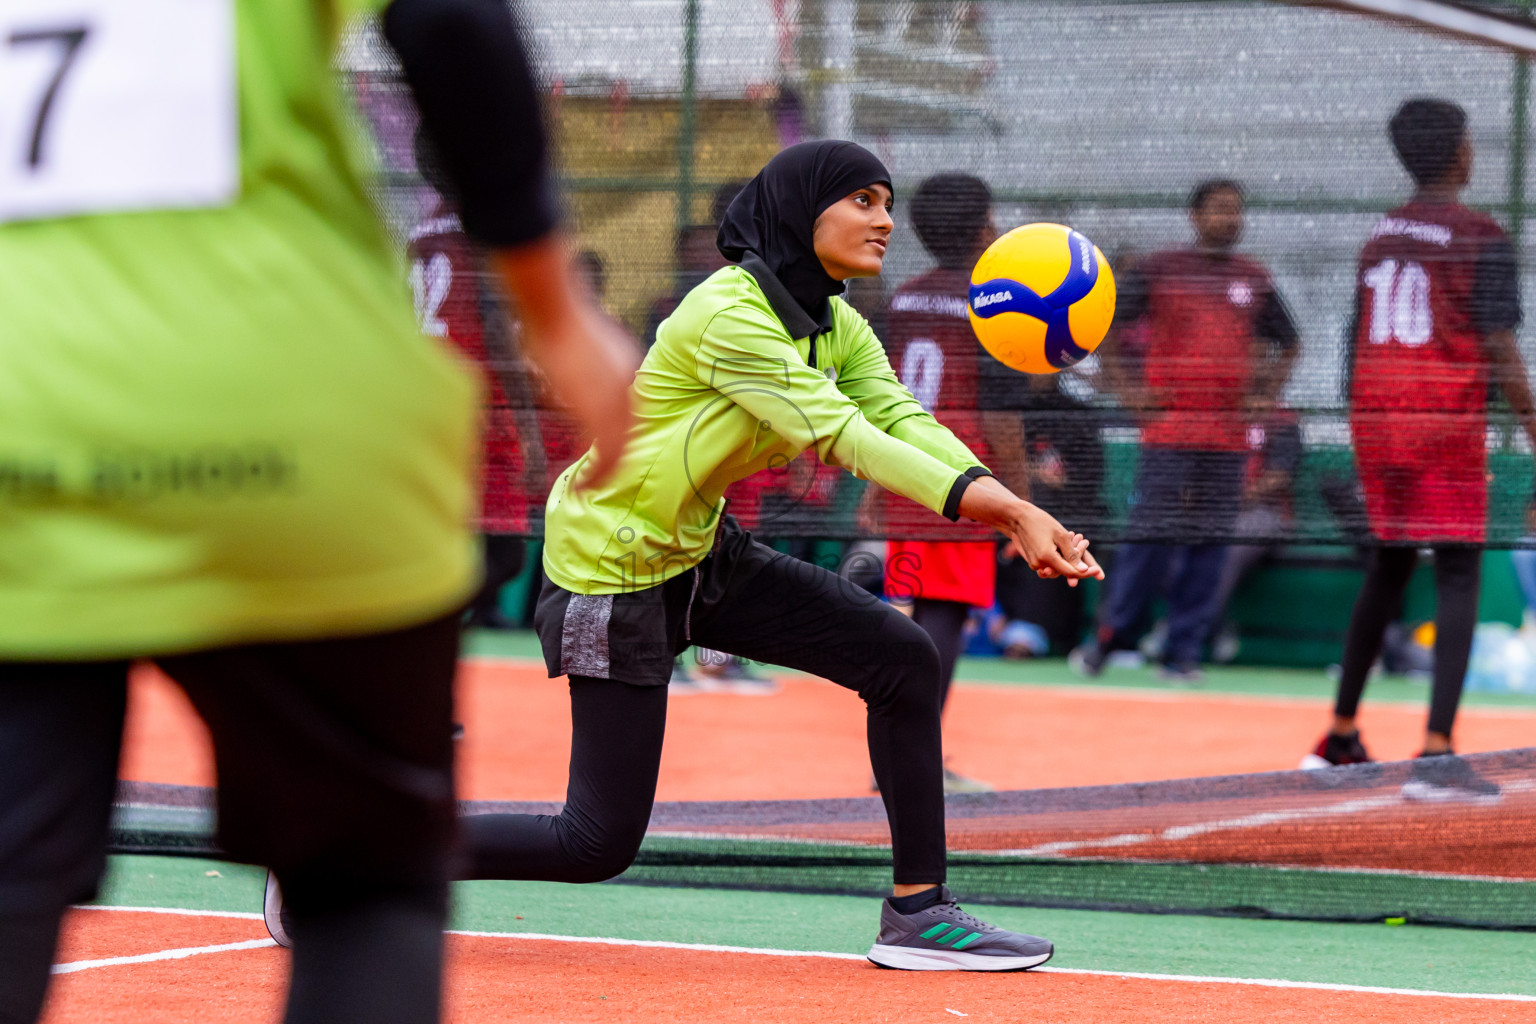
263, 870, 292, 948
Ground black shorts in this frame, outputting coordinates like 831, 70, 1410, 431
534, 514, 770, 687
0, 613, 461, 916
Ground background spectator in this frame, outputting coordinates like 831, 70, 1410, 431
1073, 179, 1299, 682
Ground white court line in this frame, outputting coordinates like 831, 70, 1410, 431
58, 909, 1536, 1003
449, 929, 1536, 1003
72, 904, 263, 920
52, 938, 276, 974
998, 778, 1536, 859
1002, 793, 1404, 857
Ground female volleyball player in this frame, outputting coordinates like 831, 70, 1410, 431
459, 141, 1104, 971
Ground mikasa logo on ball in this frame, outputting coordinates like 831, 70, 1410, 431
1074, 235, 1091, 273
974, 290, 1013, 309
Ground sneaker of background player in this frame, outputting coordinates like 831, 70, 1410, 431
1210, 621, 1242, 665
1138, 619, 1168, 662
263, 870, 293, 949
1067, 641, 1107, 678
867, 886, 1053, 971
1299, 730, 1372, 770
942, 764, 994, 795
693, 653, 780, 695
1156, 661, 1204, 686
1400, 751, 1502, 804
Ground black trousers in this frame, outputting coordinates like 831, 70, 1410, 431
1335, 546, 1481, 739
0, 614, 461, 1024
467, 517, 947, 886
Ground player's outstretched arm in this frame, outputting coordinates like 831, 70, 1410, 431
957, 475, 1103, 586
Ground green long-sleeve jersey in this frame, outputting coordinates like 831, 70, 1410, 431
542, 259, 987, 595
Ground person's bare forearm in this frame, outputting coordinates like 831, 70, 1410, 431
493, 234, 583, 358
956, 475, 1102, 584
1488, 329, 1536, 451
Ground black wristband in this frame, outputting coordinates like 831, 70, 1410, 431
942, 467, 993, 521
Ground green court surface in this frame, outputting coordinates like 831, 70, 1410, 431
93, 855, 1536, 997
464, 628, 1536, 708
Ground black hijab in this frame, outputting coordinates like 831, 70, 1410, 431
717, 140, 892, 324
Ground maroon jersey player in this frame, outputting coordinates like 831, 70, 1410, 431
1307, 99, 1536, 799
880, 174, 1030, 793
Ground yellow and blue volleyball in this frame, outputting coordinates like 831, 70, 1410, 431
967, 223, 1116, 374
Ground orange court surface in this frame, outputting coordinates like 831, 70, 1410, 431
35, 652, 1536, 1024
39, 908, 1536, 1024
120, 655, 1536, 800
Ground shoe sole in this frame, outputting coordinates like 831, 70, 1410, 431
1400, 780, 1502, 806
866, 944, 1053, 972
1298, 753, 1333, 771
263, 871, 292, 949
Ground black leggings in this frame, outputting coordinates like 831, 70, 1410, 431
0, 615, 461, 1024
465, 526, 948, 886
911, 598, 971, 713
1335, 546, 1481, 738
460, 678, 666, 884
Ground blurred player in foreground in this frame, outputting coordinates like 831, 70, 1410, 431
454, 141, 1102, 972
881, 172, 1030, 794
0, 1, 635, 1021
1306, 98, 1534, 801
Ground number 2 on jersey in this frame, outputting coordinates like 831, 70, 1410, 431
410, 254, 452, 338
1363, 259, 1433, 347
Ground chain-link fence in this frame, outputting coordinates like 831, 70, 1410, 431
345, 0, 1536, 545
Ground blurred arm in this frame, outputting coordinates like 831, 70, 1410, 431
383, 0, 637, 485
1250, 286, 1300, 408
1472, 238, 1535, 453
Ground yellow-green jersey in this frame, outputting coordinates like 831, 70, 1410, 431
0, 0, 478, 659
542, 259, 987, 595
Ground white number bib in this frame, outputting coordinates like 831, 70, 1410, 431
0, 0, 237, 224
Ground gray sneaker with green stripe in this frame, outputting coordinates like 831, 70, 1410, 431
867, 887, 1053, 971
